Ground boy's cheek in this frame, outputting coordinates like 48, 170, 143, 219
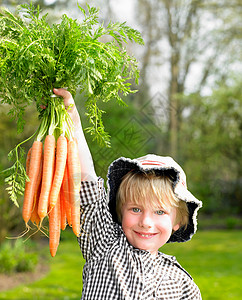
122, 212, 135, 229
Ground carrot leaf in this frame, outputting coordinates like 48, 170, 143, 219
1, 146, 28, 207
0, 3, 143, 146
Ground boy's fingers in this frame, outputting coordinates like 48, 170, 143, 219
53, 88, 78, 116
53, 88, 75, 109
53, 88, 73, 101
53, 87, 69, 96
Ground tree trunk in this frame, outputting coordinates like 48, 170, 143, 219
169, 58, 179, 158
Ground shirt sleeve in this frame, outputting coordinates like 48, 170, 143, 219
180, 277, 202, 299
77, 177, 118, 261
172, 257, 202, 300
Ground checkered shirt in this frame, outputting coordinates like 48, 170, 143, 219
78, 178, 202, 300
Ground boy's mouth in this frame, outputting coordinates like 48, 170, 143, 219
135, 231, 157, 239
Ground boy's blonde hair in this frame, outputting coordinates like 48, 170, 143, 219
116, 171, 189, 229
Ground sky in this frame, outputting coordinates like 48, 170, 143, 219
44, 0, 57, 5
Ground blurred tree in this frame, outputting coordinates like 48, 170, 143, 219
179, 76, 242, 214
135, 0, 242, 159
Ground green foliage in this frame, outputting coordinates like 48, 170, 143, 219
226, 217, 239, 230
0, 2, 144, 145
1, 146, 28, 207
0, 239, 38, 274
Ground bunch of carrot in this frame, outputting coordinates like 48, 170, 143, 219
21, 96, 81, 257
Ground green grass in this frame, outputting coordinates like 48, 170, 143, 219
0, 229, 85, 300
0, 230, 241, 300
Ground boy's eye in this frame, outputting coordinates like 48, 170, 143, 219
132, 207, 141, 213
156, 210, 165, 215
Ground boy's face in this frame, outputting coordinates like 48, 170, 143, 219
121, 199, 179, 255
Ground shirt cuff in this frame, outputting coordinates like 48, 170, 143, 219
80, 177, 106, 206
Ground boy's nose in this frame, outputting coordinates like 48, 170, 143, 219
139, 212, 153, 228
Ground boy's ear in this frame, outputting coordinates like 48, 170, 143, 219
173, 224, 180, 232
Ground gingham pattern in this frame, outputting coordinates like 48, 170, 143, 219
78, 178, 202, 299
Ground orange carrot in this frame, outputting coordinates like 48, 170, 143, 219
38, 135, 55, 220
49, 135, 67, 209
61, 165, 72, 226
35, 153, 43, 199
60, 188, 67, 230
49, 193, 61, 257
30, 190, 41, 226
22, 141, 42, 225
26, 147, 32, 176
30, 158, 43, 226
67, 139, 81, 237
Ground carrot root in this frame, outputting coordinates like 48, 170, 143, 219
38, 135, 55, 220
49, 135, 67, 209
22, 141, 42, 225
49, 194, 61, 257
67, 139, 81, 237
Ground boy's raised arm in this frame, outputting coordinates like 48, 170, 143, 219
53, 88, 97, 182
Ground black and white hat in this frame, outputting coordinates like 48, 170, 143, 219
107, 154, 202, 243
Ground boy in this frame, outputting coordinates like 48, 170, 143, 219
54, 88, 202, 299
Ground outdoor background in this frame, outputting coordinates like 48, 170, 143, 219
0, 0, 241, 299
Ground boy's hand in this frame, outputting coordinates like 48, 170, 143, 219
53, 88, 81, 128
53, 88, 74, 108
